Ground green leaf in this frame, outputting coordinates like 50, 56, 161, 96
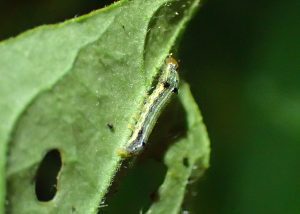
0, 0, 209, 213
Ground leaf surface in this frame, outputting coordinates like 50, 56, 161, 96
0, 0, 209, 213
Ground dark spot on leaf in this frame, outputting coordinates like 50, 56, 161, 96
107, 123, 115, 132
183, 157, 189, 168
35, 149, 62, 201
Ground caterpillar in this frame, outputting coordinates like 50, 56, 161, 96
118, 56, 179, 158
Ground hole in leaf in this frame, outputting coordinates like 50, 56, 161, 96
102, 159, 167, 213
35, 149, 62, 201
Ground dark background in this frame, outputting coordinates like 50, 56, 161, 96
2, 0, 300, 213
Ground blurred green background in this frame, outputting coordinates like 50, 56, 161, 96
1, 0, 299, 213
